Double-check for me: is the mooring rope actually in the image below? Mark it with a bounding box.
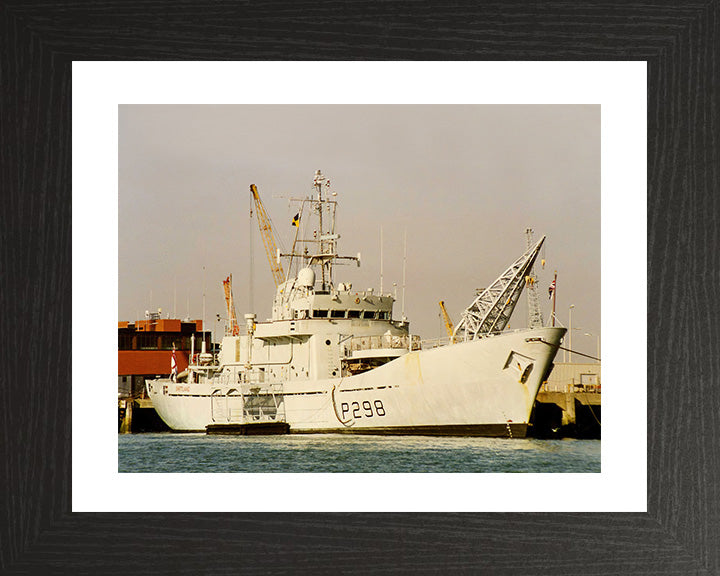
[578,391,602,426]
[526,338,601,362]
[330,379,354,427]
[528,337,602,428]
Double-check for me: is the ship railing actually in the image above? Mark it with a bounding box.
[224,407,284,424]
[419,336,452,349]
[345,334,421,354]
[239,382,284,395]
[422,327,564,348]
[190,352,219,366]
[451,327,559,342]
[241,370,266,385]
[216,372,236,387]
[211,378,286,424]
[539,382,601,394]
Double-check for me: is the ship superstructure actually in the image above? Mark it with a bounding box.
[147,170,565,437]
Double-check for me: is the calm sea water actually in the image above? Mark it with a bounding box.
[118,433,600,473]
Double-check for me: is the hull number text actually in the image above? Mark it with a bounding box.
[341,400,386,419]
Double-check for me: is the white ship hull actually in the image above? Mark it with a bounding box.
[148,327,564,437]
[146,171,565,439]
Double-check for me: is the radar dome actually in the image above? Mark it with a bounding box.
[297,267,316,287]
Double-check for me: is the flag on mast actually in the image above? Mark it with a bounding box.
[170,344,178,382]
[548,279,556,300]
[291,213,300,227]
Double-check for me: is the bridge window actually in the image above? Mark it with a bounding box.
[361,311,375,319]
[331,310,346,318]
[314,310,328,318]
[348,310,361,319]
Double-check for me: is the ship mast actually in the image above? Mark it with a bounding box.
[281,170,359,291]
[314,170,330,290]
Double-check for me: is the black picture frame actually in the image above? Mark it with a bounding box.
[2,2,718,574]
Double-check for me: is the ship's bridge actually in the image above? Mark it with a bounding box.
[273,274,394,322]
[304,289,393,321]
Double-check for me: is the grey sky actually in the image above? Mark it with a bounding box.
[119,104,600,356]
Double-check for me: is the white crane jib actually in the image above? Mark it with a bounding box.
[525,228,544,329]
[452,237,545,342]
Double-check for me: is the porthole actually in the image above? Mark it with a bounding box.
[325,339,331,346]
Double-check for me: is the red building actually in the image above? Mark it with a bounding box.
[118,317,210,399]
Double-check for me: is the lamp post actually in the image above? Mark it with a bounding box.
[585,332,601,363]
[568,305,575,363]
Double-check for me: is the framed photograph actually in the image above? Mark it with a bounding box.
[81,63,625,511]
[2,3,716,574]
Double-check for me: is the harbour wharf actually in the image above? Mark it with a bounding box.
[529,362,601,438]
[118,398,169,433]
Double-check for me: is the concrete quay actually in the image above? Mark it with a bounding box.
[530,390,601,438]
[118,398,169,433]
[529,362,601,439]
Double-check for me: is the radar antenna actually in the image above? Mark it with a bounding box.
[453,237,545,342]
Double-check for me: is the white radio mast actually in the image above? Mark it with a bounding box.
[380,226,384,295]
[402,228,407,320]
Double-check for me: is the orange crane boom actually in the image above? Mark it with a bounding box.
[222,275,240,336]
[439,300,455,342]
[250,183,285,288]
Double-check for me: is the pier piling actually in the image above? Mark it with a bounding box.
[119,399,133,434]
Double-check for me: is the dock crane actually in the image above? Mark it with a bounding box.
[250,183,286,288]
[222,275,240,336]
[439,300,455,343]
